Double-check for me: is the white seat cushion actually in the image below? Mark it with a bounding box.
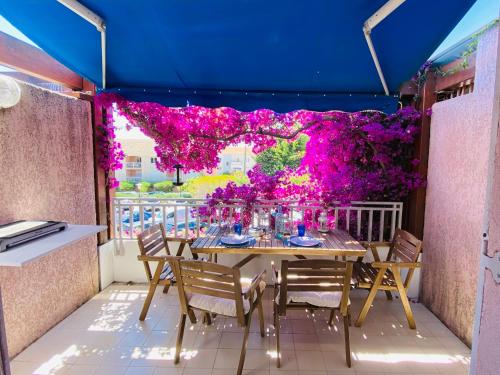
[276,291,347,308]
[187,277,266,317]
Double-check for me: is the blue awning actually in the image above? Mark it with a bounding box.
[0,1,475,112]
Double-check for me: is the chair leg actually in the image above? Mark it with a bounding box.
[139,282,158,321]
[355,269,385,327]
[385,291,393,300]
[275,312,281,368]
[187,309,197,324]
[273,288,278,326]
[140,261,165,321]
[162,284,170,294]
[343,314,351,368]
[392,267,416,329]
[258,298,265,337]
[347,306,352,327]
[175,313,186,364]
[203,312,212,325]
[328,309,335,326]
[237,313,253,375]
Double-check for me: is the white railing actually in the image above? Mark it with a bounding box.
[112,197,403,243]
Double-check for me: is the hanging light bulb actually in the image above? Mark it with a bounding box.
[0,75,21,109]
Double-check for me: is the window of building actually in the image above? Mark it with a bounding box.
[151,157,157,163]
[126,169,142,177]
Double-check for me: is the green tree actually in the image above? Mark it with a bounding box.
[137,181,153,192]
[153,180,174,192]
[180,172,249,198]
[118,180,135,191]
[255,134,308,175]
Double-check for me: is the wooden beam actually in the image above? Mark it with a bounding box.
[67,81,112,245]
[399,80,417,97]
[406,71,436,240]
[92,103,111,244]
[435,54,476,92]
[435,67,475,92]
[0,31,83,90]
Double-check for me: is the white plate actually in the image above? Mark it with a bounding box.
[289,236,321,247]
[220,235,251,246]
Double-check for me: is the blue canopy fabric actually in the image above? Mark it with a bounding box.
[0,0,475,112]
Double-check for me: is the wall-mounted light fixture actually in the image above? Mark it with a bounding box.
[173,164,184,187]
[0,75,21,109]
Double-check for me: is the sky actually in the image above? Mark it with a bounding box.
[431,0,500,58]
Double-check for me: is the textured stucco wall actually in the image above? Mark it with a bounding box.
[422,27,499,347]
[473,25,500,375]
[0,81,97,357]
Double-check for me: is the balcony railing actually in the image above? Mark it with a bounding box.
[112,197,403,243]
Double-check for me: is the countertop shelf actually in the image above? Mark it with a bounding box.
[0,224,106,267]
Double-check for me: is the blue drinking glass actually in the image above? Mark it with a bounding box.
[297,223,306,237]
[234,222,242,235]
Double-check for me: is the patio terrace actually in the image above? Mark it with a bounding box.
[11,284,469,375]
[0,2,499,374]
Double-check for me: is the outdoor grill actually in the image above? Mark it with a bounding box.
[0,220,67,252]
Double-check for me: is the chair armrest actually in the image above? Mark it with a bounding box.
[165,237,194,244]
[358,241,391,262]
[137,255,183,262]
[362,241,392,248]
[243,270,267,299]
[371,261,421,269]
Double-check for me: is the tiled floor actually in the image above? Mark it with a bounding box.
[11,284,470,375]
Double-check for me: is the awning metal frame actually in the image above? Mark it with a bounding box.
[363,0,406,95]
[56,0,106,89]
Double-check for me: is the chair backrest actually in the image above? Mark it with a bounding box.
[170,259,247,324]
[279,259,353,316]
[387,229,422,263]
[137,223,169,257]
[137,224,169,281]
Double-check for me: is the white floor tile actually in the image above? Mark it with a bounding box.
[12,284,470,375]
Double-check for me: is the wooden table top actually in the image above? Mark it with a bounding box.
[191,225,366,257]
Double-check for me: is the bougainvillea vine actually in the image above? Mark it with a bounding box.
[94,103,124,189]
[95,93,426,211]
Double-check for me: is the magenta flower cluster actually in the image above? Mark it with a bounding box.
[95,93,425,208]
[300,108,425,203]
[94,96,125,188]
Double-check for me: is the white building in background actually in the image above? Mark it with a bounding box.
[115,136,168,183]
[115,125,256,183]
[217,144,255,174]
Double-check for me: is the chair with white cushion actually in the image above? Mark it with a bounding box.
[169,258,266,375]
[137,224,194,321]
[274,259,353,368]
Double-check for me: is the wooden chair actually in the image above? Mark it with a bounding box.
[169,258,266,375]
[354,228,423,329]
[274,259,353,368]
[136,223,193,321]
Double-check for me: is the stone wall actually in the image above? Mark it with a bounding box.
[422,26,499,347]
[472,24,500,375]
[0,81,97,357]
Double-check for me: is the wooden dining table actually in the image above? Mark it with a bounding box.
[191,225,366,267]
